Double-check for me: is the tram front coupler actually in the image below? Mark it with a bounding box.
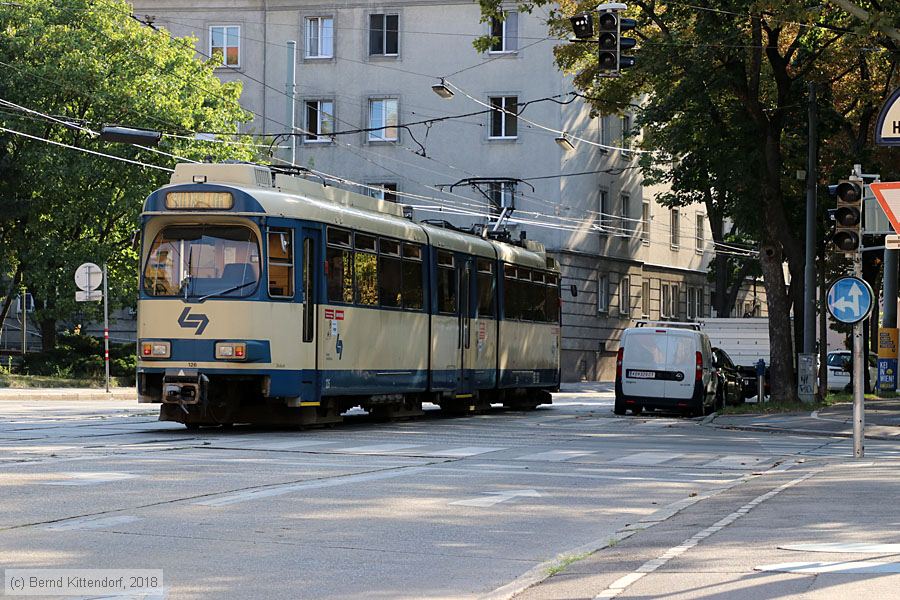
[162,370,208,407]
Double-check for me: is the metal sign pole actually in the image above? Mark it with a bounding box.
[852,236,865,458]
[20,286,26,356]
[103,263,110,394]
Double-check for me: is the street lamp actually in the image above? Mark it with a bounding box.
[99,125,162,146]
[555,134,575,151]
[431,79,454,99]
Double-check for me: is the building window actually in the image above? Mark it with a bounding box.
[621,114,632,149]
[696,213,705,253]
[368,98,399,142]
[661,284,671,318]
[698,288,705,317]
[598,274,609,313]
[670,208,681,247]
[642,280,650,317]
[619,193,631,234]
[369,14,399,56]
[598,189,610,231]
[642,201,651,243]
[210,26,240,67]
[367,183,398,203]
[489,12,518,52]
[489,96,518,139]
[687,287,696,319]
[601,115,612,147]
[619,276,630,316]
[304,100,334,142]
[305,17,333,58]
[671,284,679,319]
[487,181,515,216]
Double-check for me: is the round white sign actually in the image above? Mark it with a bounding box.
[74,262,102,292]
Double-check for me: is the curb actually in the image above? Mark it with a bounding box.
[0,390,136,402]
[707,421,899,442]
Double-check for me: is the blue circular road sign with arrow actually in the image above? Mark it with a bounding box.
[826,276,874,325]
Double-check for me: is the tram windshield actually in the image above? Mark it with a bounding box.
[143,225,260,298]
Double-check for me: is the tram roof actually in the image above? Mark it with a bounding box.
[148,163,553,270]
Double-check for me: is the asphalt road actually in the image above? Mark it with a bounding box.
[1,387,898,599]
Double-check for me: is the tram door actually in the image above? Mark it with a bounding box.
[457,257,474,395]
[300,227,320,396]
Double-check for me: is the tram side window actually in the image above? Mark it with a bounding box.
[476,259,495,317]
[354,233,378,306]
[436,251,457,314]
[326,228,353,303]
[402,243,424,310]
[379,239,402,308]
[503,264,520,320]
[531,271,547,321]
[267,228,294,298]
[546,274,560,322]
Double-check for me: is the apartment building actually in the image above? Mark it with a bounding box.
[129,0,737,380]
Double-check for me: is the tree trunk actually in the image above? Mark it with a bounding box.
[40,318,56,352]
[760,242,796,402]
[0,266,22,342]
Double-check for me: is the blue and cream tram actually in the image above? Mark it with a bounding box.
[137,163,561,427]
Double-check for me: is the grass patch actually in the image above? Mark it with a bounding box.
[719,390,897,415]
[0,372,127,389]
[546,551,593,576]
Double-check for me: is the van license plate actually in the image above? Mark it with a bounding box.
[627,370,656,379]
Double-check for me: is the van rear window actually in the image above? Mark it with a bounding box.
[623,333,667,364]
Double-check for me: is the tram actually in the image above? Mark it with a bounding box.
[137,163,560,427]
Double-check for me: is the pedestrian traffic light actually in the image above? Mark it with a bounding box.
[569,12,593,40]
[832,180,863,254]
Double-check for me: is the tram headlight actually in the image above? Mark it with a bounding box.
[215,342,247,360]
[140,340,171,359]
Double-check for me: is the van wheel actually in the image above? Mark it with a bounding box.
[613,396,626,416]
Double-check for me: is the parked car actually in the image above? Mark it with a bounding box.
[614,322,718,417]
[711,347,744,407]
[826,350,877,392]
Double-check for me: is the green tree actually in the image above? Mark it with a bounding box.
[477,0,900,401]
[0,0,258,350]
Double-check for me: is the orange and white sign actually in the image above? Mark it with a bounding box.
[870,182,900,234]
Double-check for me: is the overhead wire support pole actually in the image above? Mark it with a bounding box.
[103,263,110,394]
[803,83,817,356]
[285,40,297,165]
[852,164,865,458]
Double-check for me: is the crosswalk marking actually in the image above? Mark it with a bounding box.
[419,446,505,457]
[211,439,337,451]
[702,455,767,469]
[515,450,596,462]
[611,452,681,466]
[46,515,141,531]
[335,443,425,454]
[41,472,137,486]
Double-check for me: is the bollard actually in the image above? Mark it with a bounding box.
[756,359,767,403]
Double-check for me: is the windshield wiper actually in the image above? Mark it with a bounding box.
[180,246,194,300]
[197,280,257,302]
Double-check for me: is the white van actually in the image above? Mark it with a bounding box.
[614,323,718,416]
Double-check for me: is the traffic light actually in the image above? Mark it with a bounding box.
[832,180,863,254]
[597,10,619,73]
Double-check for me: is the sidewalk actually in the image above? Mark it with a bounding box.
[0,387,136,401]
[510,459,900,600]
[710,399,900,440]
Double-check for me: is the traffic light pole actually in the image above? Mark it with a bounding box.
[853,252,865,458]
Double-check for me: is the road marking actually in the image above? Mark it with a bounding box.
[779,543,900,554]
[450,489,541,507]
[515,450,596,462]
[610,452,680,466]
[420,446,506,457]
[755,561,900,574]
[195,466,426,507]
[701,455,766,469]
[593,470,819,599]
[212,440,337,451]
[335,443,425,454]
[45,515,141,531]
[41,472,137,486]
